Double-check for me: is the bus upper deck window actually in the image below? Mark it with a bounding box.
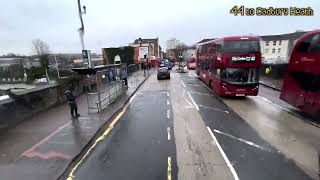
[297,33,320,53]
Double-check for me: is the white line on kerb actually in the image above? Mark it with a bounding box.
[167,109,170,119]
[180,79,186,88]
[167,127,171,140]
[129,94,137,104]
[167,99,170,105]
[167,92,170,97]
[207,126,240,180]
[187,91,199,111]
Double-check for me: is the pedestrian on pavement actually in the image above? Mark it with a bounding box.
[108,69,114,84]
[122,66,128,85]
[142,62,146,76]
[65,89,80,119]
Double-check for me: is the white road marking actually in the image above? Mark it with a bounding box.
[78,117,101,120]
[167,99,170,105]
[256,96,292,112]
[167,109,170,119]
[207,127,240,180]
[187,84,202,87]
[185,106,194,108]
[180,77,196,80]
[167,127,171,140]
[183,89,194,107]
[198,104,229,113]
[189,90,213,96]
[256,96,271,103]
[180,79,186,88]
[187,91,199,111]
[213,129,270,152]
[167,92,170,97]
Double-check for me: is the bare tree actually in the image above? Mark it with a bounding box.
[32,39,50,56]
[32,39,50,82]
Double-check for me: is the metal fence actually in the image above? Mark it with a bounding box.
[87,80,123,113]
[86,64,140,113]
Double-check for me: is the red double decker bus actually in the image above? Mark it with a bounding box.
[280,30,320,120]
[196,36,262,96]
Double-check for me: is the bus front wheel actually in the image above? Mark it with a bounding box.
[209,81,213,89]
[316,111,320,121]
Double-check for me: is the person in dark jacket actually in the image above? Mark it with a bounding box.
[65,90,80,119]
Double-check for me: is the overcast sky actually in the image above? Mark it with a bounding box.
[1,0,319,55]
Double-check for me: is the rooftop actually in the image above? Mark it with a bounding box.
[196,38,216,44]
[260,31,310,41]
[133,38,158,44]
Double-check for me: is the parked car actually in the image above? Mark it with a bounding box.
[187,62,196,70]
[157,67,170,80]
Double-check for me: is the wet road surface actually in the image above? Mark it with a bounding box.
[185,70,319,180]
[69,69,318,180]
[75,90,177,180]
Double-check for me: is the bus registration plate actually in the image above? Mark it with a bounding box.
[236,94,245,96]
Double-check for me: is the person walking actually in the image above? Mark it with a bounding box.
[65,89,80,119]
[142,61,146,76]
[108,69,114,84]
[122,66,128,85]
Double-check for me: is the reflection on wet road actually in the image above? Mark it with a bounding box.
[183,70,319,180]
[75,91,177,180]
[68,69,319,180]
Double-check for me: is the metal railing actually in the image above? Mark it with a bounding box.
[87,80,124,113]
[86,64,140,113]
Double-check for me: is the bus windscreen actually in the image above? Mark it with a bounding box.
[221,68,259,85]
[224,41,260,53]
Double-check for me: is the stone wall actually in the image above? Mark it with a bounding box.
[0,77,83,133]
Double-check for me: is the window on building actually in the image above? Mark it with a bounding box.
[265,41,269,46]
[273,41,277,46]
[278,48,281,53]
[272,49,276,53]
[265,49,269,53]
[279,40,282,45]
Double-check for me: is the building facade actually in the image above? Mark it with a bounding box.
[166,38,180,50]
[129,38,161,62]
[195,38,216,49]
[260,31,309,64]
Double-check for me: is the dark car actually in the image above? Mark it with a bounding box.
[157,67,170,80]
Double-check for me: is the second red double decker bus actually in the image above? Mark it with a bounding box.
[196,36,262,96]
[280,30,320,120]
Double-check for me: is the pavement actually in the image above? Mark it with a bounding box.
[259,76,283,91]
[60,68,318,180]
[0,70,149,180]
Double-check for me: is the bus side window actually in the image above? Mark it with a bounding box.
[297,33,320,53]
[216,69,221,78]
[309,34,320,53]
[216,44,222,53]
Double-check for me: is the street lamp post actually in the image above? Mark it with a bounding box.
[53,54,60,79]
[77,0,86,50]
